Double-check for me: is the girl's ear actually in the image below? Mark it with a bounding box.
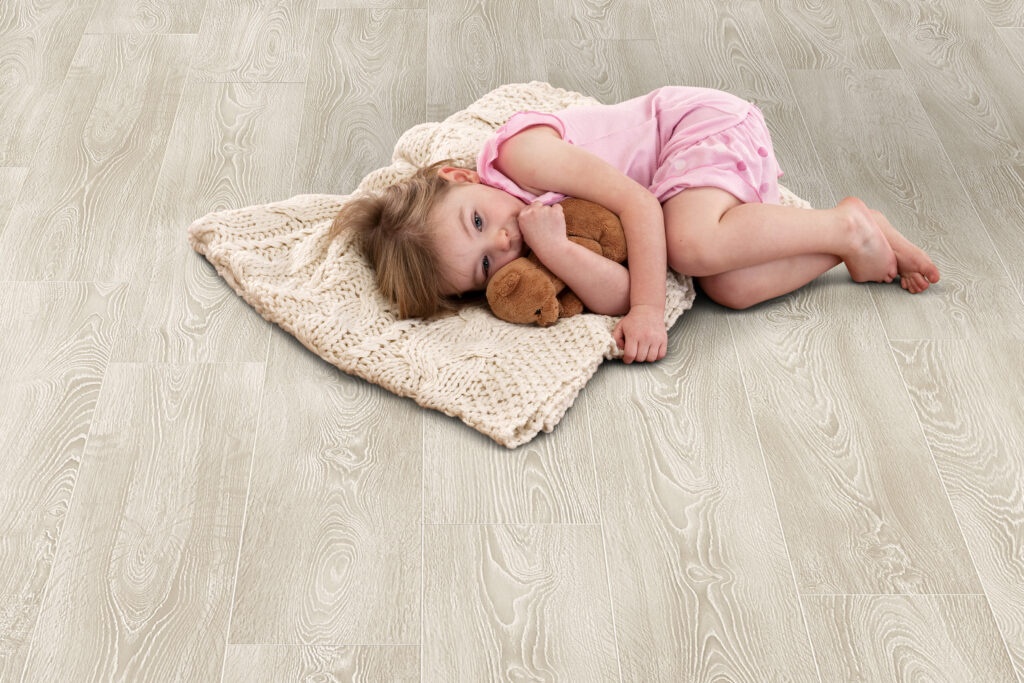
[439,167,479,183]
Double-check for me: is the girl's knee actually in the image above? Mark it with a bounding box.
[664,188,741,276]
[672,241,721,277]
[697,273,755,310]
[665,214,721,275]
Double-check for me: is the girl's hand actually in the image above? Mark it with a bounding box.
[612,304,667,364]
[518,201,568,255]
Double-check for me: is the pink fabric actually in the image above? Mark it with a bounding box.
[476,86,784,206]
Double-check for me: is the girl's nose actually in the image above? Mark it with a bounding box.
[495,227,511,251]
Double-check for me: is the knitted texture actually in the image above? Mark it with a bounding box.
[187,81,812,448]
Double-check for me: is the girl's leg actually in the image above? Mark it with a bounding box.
[696,253,843,310]
[663,187,897,282]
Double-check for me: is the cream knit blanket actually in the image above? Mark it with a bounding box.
[187,81,811,448]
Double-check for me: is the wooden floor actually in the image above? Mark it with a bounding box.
[1,0,1022,680]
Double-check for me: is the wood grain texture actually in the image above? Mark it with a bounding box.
[729,276,981,595]
[114,80,304,364]
[949,163,1024,309]
[891,338,1024,677]
[228,329,422,646]
[999,27,1024,67]
[760,0,899,69]
[0,33,192,282]
[423,381,600,524]
[0,282,126,681]
[585,300,820,681]
[293,9,428,196]
[190,0,317,83]
[422,523,619,681]
[542,0,656,41]
[977,0,1024,28]
[868,0,1024,167]
[222,644,419,682]
[543,38,670,108]
[0,167,28,230]
[424,0,547,121]
[86,0,204,34]
[21,362,263,681]
[0,0,94,166]
[804,595,1017,681]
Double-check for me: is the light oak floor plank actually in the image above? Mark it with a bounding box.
[417,0,607,526]
[85,0,206,34]
[224,5,426,654]
[190,0,317,83]
[424,0,547,121]
[867,0,1024,168]
[228,329,422,646]
[950,163,1024,312]
[999,27,1024,66]
[21,362,264,681]
[292,9,428,196]
[422,523,619,681]
[222,643,419,682]
[422,394,602,525]
[114,80,304,364]
[0,167,28,231]
[0,33,193,282]
[891,338,1024,676]
[585,300,820,681]
[0,282,126,681]
[541,0,656,41]
[543,39,669,107]
[0,0,95,166]
[728,276,982,595]
[804,594,1017,681]
[761,0,900,70]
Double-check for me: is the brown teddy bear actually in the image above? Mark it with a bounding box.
[485,198,627,326]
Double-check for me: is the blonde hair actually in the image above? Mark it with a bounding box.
[328,158,485,319]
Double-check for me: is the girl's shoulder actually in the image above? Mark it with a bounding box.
[512,122,561,139]
[493,123,564,194]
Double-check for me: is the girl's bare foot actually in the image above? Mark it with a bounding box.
[835,197,898,283]
[867,208,941,294]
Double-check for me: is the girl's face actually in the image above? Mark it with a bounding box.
[431,167,529,295]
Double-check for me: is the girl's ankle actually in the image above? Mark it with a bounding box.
[828,205,859,259]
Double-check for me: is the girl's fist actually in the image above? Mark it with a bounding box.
[517,201,567,253]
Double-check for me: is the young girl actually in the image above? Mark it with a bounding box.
[331,86,939,364]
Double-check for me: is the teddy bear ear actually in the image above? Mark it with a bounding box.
[489,270,520,297]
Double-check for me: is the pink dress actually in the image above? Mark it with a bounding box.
[476,86,784,207]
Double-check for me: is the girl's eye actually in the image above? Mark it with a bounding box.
[475,212,488,278]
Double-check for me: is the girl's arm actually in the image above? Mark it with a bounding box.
[532,237,631,316]
[495,127,667,313]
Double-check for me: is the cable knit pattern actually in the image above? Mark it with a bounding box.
[187,81,812,448]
